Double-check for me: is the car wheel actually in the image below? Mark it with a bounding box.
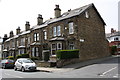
[14,66,17,71]
[21,67,25,72]
[2,65,6,69]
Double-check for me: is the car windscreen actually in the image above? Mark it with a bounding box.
[23,59,33,63]
[8,60,14,63]
[1,60,7,63]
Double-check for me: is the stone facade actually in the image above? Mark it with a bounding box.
[2,3,110,66]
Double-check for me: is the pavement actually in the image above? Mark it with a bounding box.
[37,55,120,73]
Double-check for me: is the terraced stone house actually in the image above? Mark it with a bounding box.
[2,3,110,65]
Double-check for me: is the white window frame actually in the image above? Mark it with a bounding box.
[32,48,35,57]
[12,40,15,47]
[19,49,24,55]
[69,42,75,50]
[21,38,25,46]
[51,43,56,50]
[57,42,62,50]
[34,33,39,41]
[28,37,30,44]
[85,11,89,18]
[53,26,61,37]
[17,40,19,47]
[69,22,74,34]
[36,47,39,57]
[57,26,61,36]
[34,33,37,41]
[51,43,56,55]
[44,31,47,40]
[53,27,57,37]
[37,33,39,41]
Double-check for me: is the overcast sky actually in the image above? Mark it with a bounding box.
[0,0,119,37]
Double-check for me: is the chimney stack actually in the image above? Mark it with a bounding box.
[3,34,8,42]
[16,27,21,35]
[25,21,30,31]
[111,28,116,34]
[37,14,43,25]
[54,5,61,18]
[9,31,14,38]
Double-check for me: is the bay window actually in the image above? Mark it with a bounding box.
[69,42,75,50]
[32,47,39,57]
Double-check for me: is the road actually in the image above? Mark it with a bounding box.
[0,56,119,78]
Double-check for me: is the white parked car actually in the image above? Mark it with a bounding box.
[14,58,37,72]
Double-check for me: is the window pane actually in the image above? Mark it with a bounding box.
[57,26,61,36]
[34,33,36,41]
[85,11,89,18]
[69,22,74,34]
[32,48,35,57]
[28,37,30,44]
[44,31,47,40]
[53,27,57,37]
[36,47,39,57]
[37,33,39,41]
[57,43,62,50]
[52,44,56,49]
[69,42,74,50]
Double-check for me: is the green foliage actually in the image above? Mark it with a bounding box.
[16,53,29,59]
[16,55,21,59]
[110,46,117,55]
[56,49,79,59]
[8,56,14,60]
[20,53,29,58]
[30,57,39,61]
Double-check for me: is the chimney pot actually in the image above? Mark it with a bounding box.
[54,4,61,18]
[9,31,14,38]
[25,21,30,31]
[4,34,8,38]
[68,9,71,12]
[37,14,43,25]
[16,26,21,35]
[3,34,8,42]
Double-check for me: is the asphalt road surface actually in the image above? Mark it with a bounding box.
[0,56,119,78]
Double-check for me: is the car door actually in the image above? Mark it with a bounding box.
[16,60,23,69]
[1,60,6,68]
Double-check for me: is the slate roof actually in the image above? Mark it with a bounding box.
[32,3,106,30]
[20,30,31,35]
[31,3,91,30]
[5,3,106,42]
[48,4,91,24]
[106,31,120,38]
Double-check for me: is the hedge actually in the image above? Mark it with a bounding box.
[30,57,39,61]
[56,49,79,59]
[110,46,117,55]
[8,56,14,60]
[16,53,29,59]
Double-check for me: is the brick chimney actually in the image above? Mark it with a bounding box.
[25,21,30,31]
[9,31,14,38]
[16,27,21,35]
[54,5,61,18]
[3,34,8,42]
[37,14,43,25]
[111,28,116,34]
